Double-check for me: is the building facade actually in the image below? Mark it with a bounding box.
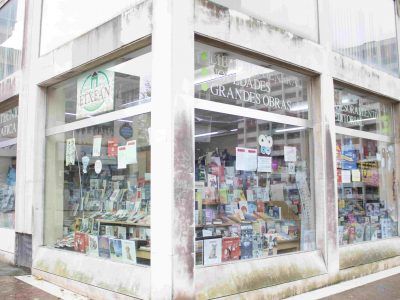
[1,0,400,299]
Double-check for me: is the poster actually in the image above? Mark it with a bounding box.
[118,146,127,169]
[107,139,118,157]
[235,147,257,171]
[284,146,297,162]
[351,169,360,182]
[257,156,272,172]
[125,140,137,164]
[342,170,351,183]
[92,135,102,157]
[76,70,114,119]
[342,149,358,170]
[65,138,76,166]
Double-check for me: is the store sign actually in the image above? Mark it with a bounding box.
[0,107,18,138]
[76,70,114,119]
[198,51,295,112]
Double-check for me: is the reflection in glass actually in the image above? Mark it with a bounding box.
[0,144,16,229]
[207,0,318,41]
[46,47,151,127]
[195,43,311,119]
[334,87,394,136]
[45,113,151,265]
[336,135,397,245]
[0,0,24,81]
[194,109,315,266]
[330,0,399,76]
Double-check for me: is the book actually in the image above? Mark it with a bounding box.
[239,200,249,214]
[264,232,278,256]
[117,226,127,239]
[219,188,228,204]
[207,174,218,188]
[247,201,257,214]
[221,237,240,262]
[98,236,111,258]
[195,240,204,265]
[355,223,365,243]
[74,232,88,253]
[87,234,99,257]
[203,237,222,266]
[109,238,123,260]
[252,234,264,258]
[240,223,253,259]
[121,240,137,264]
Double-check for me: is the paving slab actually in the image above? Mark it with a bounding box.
[322,273,400,300]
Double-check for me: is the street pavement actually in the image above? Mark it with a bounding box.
[0,262,57,300]
[321,273,400,299]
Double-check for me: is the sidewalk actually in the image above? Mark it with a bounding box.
[0,262,57,299]
[321,274,400,299]
[287,266,400,300]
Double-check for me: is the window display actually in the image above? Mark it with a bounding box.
[45,114,151,265]
[335,87,397,245]
[194,110,315,266]
[337,135,397,245]
[45,48,151,265]
[0,99,18,229]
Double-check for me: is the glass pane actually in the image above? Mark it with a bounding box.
[45,113,151,265]
[0,144,16,229]
[330,0,399,76]
[46,47,151,128]
[0,0,24,81]
[337,134,397,245]
[195,109,315,266]
[40,0,143,54]
[195,43,311,119]
[335,87,394,136]
[205,0,318,41]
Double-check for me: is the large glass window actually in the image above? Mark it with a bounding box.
[45,49,151,266]
[195,43,311,119]
[0,0,24,81]
[47,47,151,128]
[194,44,315,266]
[335,87,397,246]
[203,0,318,42]
[0,98,18,229]
[40,0,146,55]
[330,0,399,76]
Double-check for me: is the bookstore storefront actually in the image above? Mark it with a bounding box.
[0,97,18,262]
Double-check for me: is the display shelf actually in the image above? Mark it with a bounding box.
[97,219,150,227]
[195,222,235,228]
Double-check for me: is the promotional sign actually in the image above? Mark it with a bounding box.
[76,70,114,119]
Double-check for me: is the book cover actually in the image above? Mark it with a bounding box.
[246,189,254,202]
[221,237,240,262]
[207,174,218,188]
[195,240,204,265]
[252,234,264,258]
[74,232,88,253]
[203,238,222,266]
[256,201,265,213]
[247,201,257,214]
[117,226,127,239]
[219,188,228,204]
[98,236,111,258]
[355,224,365,242]
[239,201,249,214]
[264,232,278,256]
[88,234,99,257]
[240,224,253,259]
[109,238,123,261]
[121,240,137,264]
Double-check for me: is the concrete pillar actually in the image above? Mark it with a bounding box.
[151,0,195,298]
[314,0,340,273]
[15,0,46,251]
